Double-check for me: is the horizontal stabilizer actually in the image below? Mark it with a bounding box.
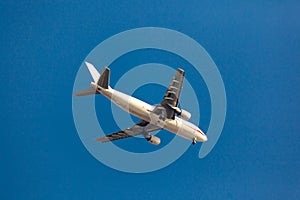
[85,62,100,82]
[74,87,98,96]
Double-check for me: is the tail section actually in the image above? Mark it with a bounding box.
[85,62,100,82]
[97,67,110,89]
[74,62,110,96]
[74,87,98,96]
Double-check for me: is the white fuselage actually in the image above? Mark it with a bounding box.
[92,83,207,142]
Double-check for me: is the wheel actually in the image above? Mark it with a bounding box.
[192,138,197,145]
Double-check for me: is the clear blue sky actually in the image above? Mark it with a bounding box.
[1,1,299,199]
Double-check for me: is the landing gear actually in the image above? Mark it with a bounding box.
[192,138,197,145]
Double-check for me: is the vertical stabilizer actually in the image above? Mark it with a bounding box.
[74,62,110,96]
[85,62,110,89]
[97,67,110,89]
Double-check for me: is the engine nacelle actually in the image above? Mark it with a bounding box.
[172,107,192,120]
[146,135,161,145]
[180,109,191,120]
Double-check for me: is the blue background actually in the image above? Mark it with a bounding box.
[1,1,299,199]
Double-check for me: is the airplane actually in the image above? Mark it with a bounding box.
[75,62,207,145]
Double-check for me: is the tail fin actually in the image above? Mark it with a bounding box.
[86,62,110,89]
[97,67,110,89]
[74,62,110,96]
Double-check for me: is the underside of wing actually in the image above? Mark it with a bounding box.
[153,68,185,119]
[162,68,184,108]
[96,120,161,142]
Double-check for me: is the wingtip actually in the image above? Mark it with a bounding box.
[177,68,184,76]
[177,68,184,74]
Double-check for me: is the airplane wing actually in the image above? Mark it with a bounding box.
[153,68,185,119]
[96,120,161,142]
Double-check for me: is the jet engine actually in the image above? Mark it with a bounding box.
[179,109,192,120]
[146,135,161,145]
[172,107,192,120]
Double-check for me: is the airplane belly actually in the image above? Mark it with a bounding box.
[164,118,197,140]
[128,97,153,121]
[104,89,153,121]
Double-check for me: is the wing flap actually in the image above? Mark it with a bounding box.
[96,130,132,142]
[162,68,184,108]
[96,120,161,142]
[153,68,185,119]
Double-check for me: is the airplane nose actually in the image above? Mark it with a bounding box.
[195,129,208,142]
[203,135,208,142]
